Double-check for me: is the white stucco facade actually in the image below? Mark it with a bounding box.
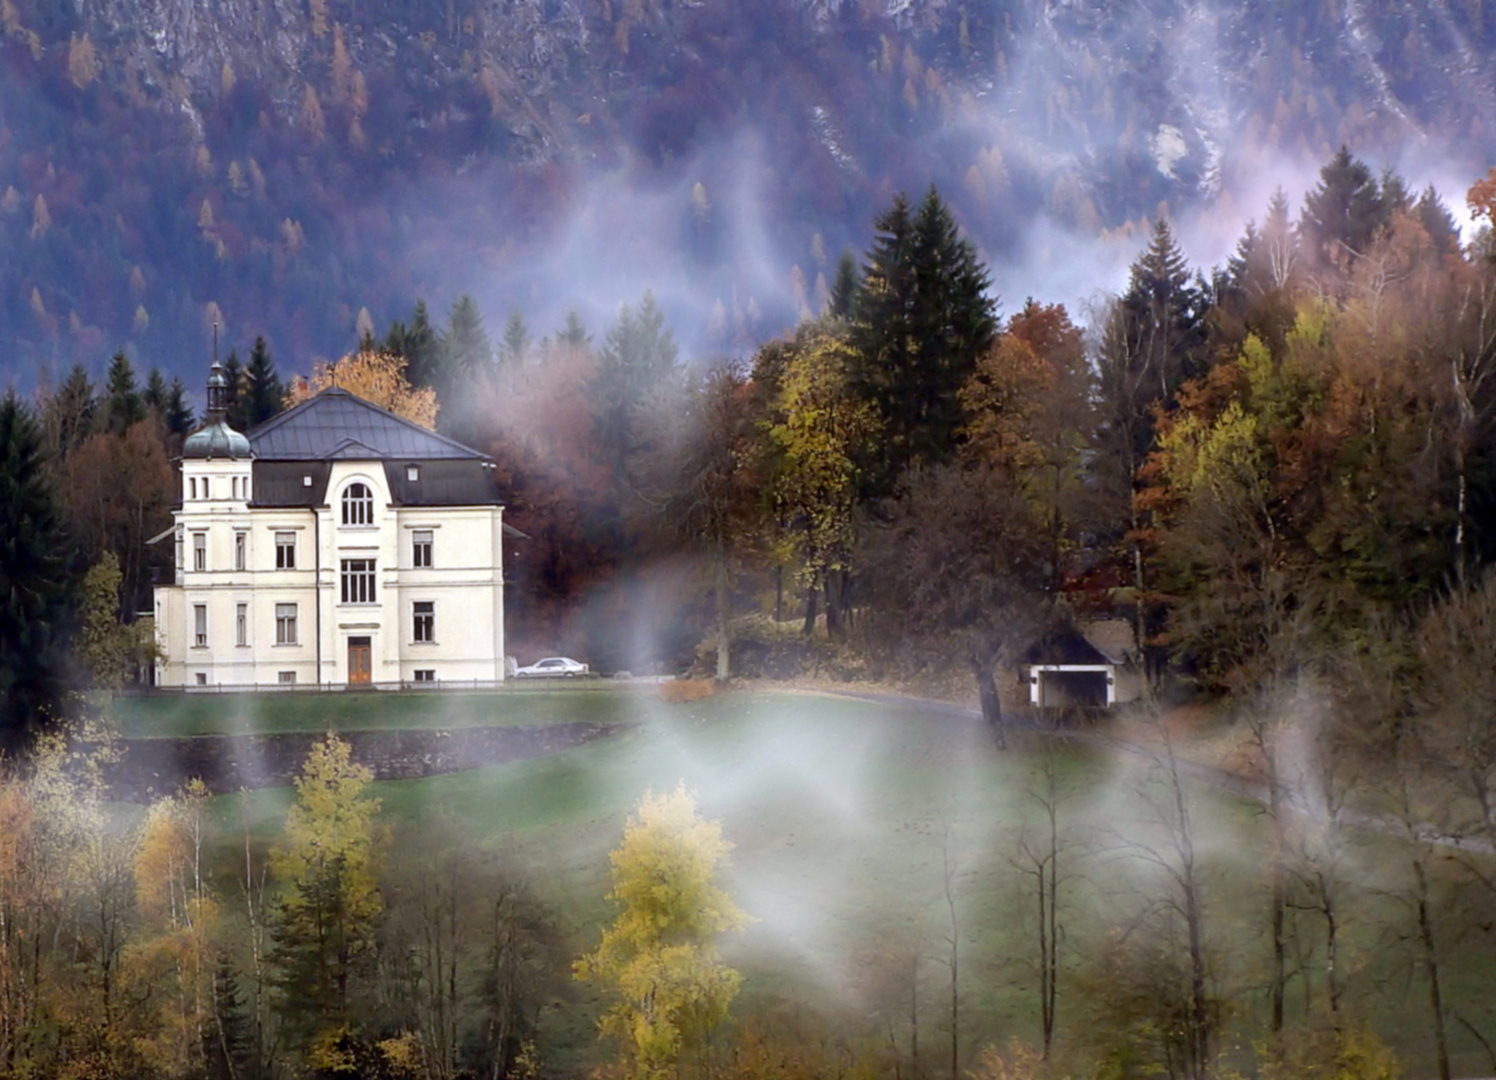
[153,381,507,689]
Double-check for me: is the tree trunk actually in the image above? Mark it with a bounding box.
[774,565,783,624]
[714,542,730,682]
[825,574,844,639]
[973,656,1005,749]
[801,582,818,637]
[1414,855,1452,1080]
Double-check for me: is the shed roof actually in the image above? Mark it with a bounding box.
[247,389,487,461]
[1019,631,1115,668]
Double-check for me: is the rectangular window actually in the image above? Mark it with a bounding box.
[276,532,296,570]
[276,603,298,645]
[235,602,247,647]
[413,669,435,683]
[195,672,207,686]
[193,532,206,572]
[413,601,434,642]
[278,671,296,685]
[340,559,376,604]
[193,604,207,647]
[412,530,433,568]
[189,477,197,500]
[235,531,247,571]
[202,478,210,500]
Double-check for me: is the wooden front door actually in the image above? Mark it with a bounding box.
[347,637,372,685]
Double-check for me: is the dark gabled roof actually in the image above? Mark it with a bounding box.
[247,388,488,461]
[382,460,501,507]
[1019,631,1114,668]
[248,462,332,508]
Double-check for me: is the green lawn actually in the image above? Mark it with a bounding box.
[110,687,642,738]
[188,689,1494,1077]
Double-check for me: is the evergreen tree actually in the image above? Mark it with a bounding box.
[242,336,285,427]
[558,309,591,348]
[54,363,98,451]
[828,250,860,318]
[205,961,255,1080]
[1300,146,1388,263]
[144,368,171,418]
[163,378,195,439]
[0,394,74,753]
[590,292,680,487]
[222,350,250,430]
[851,186,998,490]
[1415,186,1462,259]
[104,349,146,435]
[441,294,493,385]
[500,310,530,367]
[394,299,441,391]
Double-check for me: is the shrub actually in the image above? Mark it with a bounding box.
[659,679,717,704]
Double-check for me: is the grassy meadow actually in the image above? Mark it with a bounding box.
[115,689,1496,1077]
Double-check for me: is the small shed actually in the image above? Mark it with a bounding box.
[1019,621,1143,709]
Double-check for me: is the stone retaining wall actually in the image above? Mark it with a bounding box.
[98,722,626,802]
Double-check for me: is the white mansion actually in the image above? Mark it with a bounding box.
[153,362,511,688]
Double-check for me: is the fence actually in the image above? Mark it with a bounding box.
[119,674,675,697]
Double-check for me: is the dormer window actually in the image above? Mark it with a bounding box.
[342,482,374,526]
[407,465,419,482]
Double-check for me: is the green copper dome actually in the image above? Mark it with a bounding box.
[182,421,251,459]
[182,360,252,459]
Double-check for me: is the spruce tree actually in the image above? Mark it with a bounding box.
[164,378,195,439]
[851,186,997,490]
[1300,146,1388,262]
[1415,185,1462,258]
[828,250,860,319]
[222,350,251,431]
[0,394,74,753]
[500,310,530,367]
[104,349,146,435]
[401,299,441,390]
[590,292,679,487]
[243,336,285,427]
[51,363,97,453]
[558,310,591,348]
[441,294,494,385]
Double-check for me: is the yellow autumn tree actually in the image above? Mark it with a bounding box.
[268,735,384,1052]
[132,782,219,1079]
[575,783,749,1080]
[287,349,440,429]
[67,31,98,89]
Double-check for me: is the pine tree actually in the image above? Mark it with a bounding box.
[1415,185,1462,259]
[222,350,251,431]
[500,310,530,367]
[851,186,998,490]
[590,292,680,487]
[1300,146,1388,263]
[104,349,146,435]
[243,336,285,427]
[406,300,441,388]
[441,294,493,385]
[828,250,860,318]
[144,368,170,418]
[0,394,73,753]
[49,363,98,455]
[558,310,591,348]
[164,378,196,439]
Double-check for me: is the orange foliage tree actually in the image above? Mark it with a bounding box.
[287,348,439,429]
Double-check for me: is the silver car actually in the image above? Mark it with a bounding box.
[514,656,589,677]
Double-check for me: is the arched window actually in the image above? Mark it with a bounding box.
[342,482,374,525]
